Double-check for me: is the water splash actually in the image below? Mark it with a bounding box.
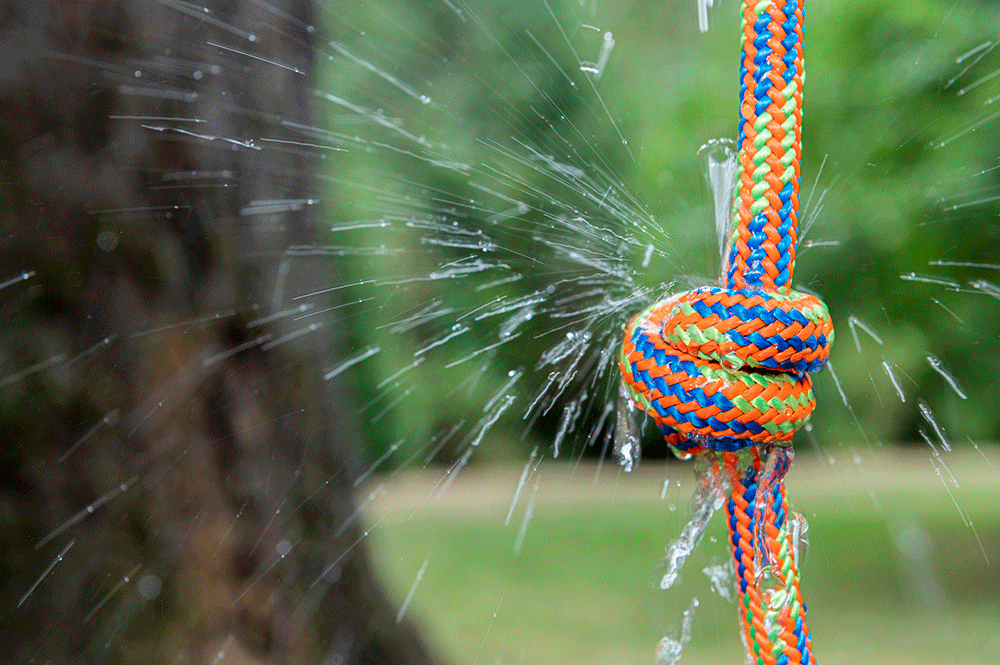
[655,459,725,590]
[396,559,430,625]
[505,445,540,525]
[750,446,793,586]
[513,477,540,554]
[579,30,615,81]
[614,378,643,472]
[696,0,717,33]
[698,138,739,276]
[701,562,734,601]
[655,597,699,665]
[927,355,968,399]
[788,511,810,570]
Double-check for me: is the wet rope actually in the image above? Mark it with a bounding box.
[619,1,831,663]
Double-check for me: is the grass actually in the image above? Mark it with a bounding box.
[365,448,1000,665]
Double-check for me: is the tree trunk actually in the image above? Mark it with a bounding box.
[0,2,438,663]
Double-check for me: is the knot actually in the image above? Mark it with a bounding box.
[619,286,833,454]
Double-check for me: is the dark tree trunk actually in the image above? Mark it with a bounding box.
[0,2,438,663]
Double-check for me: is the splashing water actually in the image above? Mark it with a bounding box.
[698,137,739,272]
[697,0,717,33]
[701,562,735,601]
[751,446,794,582]
[655,458,725,590]
[614,378,644,472]
[655,597,699,665]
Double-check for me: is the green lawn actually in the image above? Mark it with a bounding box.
[366,450,1000,665]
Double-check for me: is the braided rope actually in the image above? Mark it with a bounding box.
[730,0,804,293]
[618,2,828,663]
[723,450,813,665]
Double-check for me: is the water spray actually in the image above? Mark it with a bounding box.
[620,1,832,662]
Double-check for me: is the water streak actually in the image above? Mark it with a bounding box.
[656,465,724,590]
[513,478,540,554]
[699,139,739,268]
[614,378,642,472]
[655,597,699,665]
[395,559,430,625]
[697,0,716,33]
[927,355,968,399]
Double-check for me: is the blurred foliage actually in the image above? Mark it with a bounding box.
[315,0,1000,469]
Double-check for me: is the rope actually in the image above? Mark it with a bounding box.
[618,1,831,662]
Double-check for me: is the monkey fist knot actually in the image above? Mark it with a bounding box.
[619,286,834,455]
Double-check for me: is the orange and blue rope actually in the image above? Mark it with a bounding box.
[619,1,831,663]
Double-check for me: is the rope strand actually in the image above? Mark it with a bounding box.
[619,2,829,663]
[730,0,804,293]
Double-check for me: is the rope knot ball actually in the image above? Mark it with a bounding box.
[619,285,833,454]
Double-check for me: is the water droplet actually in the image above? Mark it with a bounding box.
[96,231,118,252]
[136,574,161,600]
[701,562,733,600]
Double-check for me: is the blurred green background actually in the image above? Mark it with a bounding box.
[367,452,999,664]
[313,1,999,660]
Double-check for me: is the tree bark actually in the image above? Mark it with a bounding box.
[0,2,438,663]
